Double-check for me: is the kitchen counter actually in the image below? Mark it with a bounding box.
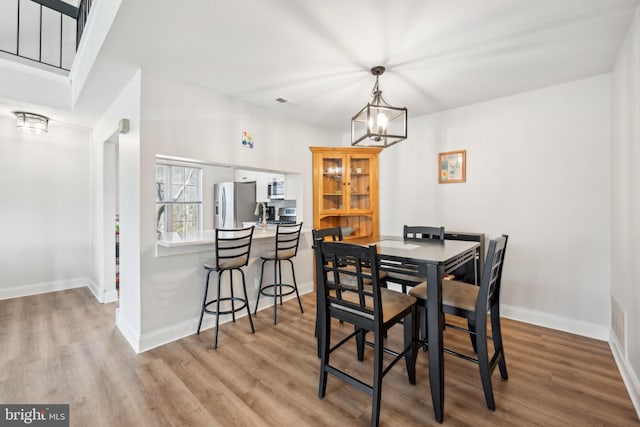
[156,226,308,256]
[157,227,277,248]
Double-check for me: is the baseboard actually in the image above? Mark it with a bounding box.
[136,281,314,353]
[116,307,141,353]
[86,278,119,303]
[501,304,609,341]
[610,333,640,421]
[0,277,88,301]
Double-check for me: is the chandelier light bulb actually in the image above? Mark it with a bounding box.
[376,112,388,131]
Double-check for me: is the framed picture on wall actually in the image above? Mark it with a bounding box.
[438,150,466,184]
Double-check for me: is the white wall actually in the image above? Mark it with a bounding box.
[379,75,612,339]
[135,72,340,341]
[92,70,142,349]
[611,4,640,416]
[0,115,92,298]
[0,58,71,111]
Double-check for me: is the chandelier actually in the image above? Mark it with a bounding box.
[351,66,407,148]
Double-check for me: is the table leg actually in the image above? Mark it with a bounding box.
[426,263,444,423]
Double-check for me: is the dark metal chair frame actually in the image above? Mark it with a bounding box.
[197,226,255,349]
[312,227,344,356]
[254,222,304,324]
[315,239,419,427]
[312,226,343,243]
[410,234,509,410]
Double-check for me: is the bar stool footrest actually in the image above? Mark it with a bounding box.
[204,297,249,316]
[259,283,296,298]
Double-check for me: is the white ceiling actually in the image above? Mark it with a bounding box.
[23,0,640,130]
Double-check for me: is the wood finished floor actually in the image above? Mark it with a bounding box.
[1,288,638,426]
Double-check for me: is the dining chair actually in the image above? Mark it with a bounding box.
[254,222,304,324]
[311,227,344,355]
[312,226,343,242]
[409,234,509,410]
[312,227,389,288]
[444,231,485,284]
[311,227,390,356]
[197,226,255,349]
[384,225,446,293]
[315,239,418,427]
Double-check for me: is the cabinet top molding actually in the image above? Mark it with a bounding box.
[309,146,383,154]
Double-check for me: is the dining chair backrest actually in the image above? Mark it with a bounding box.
[214,226,254,270]
[275,222,303,258]
[404,225,445,241]
[475,234,508,317]
[315,240,382,327]
[312,227,343,243]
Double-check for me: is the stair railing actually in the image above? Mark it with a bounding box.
[0,0,94,72]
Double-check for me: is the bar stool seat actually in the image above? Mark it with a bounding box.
[197,226,255,349]
[254,222,304,324]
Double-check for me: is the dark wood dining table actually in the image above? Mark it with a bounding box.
[372,237,481,423]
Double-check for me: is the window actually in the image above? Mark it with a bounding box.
[156,163,202,235]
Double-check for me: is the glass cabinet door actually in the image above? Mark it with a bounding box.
[347,155,371,212]
[320,155,345,212]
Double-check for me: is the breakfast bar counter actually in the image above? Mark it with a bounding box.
[156,226,298,256]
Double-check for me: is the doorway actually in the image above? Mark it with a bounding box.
[102,132,119,302]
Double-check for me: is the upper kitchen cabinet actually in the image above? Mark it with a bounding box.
[235,169,291,202]
[310,146,381,240]
[235,169,258,182]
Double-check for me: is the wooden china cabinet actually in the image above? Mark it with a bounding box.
[310,146,381,241]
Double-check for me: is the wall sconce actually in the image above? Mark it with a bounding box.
[14,112,49,134]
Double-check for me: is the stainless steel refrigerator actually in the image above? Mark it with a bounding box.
[214,181,257,229]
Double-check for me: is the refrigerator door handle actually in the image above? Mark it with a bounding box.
[221,187,226,227]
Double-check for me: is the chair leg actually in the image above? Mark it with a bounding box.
[197,270,212,334]
[315,285,321,357]
[491,307,508,380]
[240,269,255,334]
[420,304,428,351]
[476,320,495,410]
[318,307,331,398]
[288,259,304,314]
[254,260,267,315]
[213,274,223,350]
[403,309,418,385]
[371,330,384,427]
[355,327,365,361]
[468,318,478,353]
[273,260,278,324]
[278,260,284,306]
[316,317,321,358]
[229,270,236,323]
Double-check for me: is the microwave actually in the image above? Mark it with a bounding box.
[268,179,285,199]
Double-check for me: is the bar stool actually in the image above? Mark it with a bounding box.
[197,226,255,349]
[254,222,303,324]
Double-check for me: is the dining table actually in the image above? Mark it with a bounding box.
[372,236,481,423]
